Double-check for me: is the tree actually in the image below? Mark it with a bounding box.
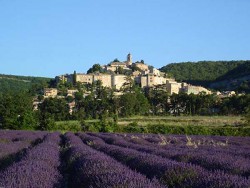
[75,91,84,102]
[220,95,250,115]
[245,107,250,126]
[80,119,89,132]
[73,70,77,86]
[0,92,38,130]
[38,112,56,130]
[121,76,134,92]
[169,93,188,116]
[117,66,124,74]
[113,58,120,62]
[145,88,170,115]
[134,90,150,115]
[119,93,137,117]
[87,64,103,74]
[38,98,70,121]
[66,96,74,103]
[119,88,149,117]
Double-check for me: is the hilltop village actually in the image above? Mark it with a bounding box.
[35,54,220,114]
[51,54,211,97]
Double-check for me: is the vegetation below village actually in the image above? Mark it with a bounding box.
[0,61,250,136]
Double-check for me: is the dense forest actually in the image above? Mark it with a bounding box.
[160,61,250,93]
[0,74,51,94]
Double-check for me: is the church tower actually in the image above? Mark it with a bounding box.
[126,53,132,66]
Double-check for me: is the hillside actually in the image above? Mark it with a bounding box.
[0,74,51,94]
[160,61,250,92]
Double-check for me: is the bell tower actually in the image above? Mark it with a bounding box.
[126,53,132,66]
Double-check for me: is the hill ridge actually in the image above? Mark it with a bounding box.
[160,60,250,93]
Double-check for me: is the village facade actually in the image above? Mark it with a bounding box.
[55,53,211,95]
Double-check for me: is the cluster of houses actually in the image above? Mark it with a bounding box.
[55,53,211,95]
[34,54,238,113]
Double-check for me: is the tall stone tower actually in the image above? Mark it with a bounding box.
[126,53,132,66]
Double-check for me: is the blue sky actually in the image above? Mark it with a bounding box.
[0,0,250,78]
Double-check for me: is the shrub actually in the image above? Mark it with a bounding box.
[122,122,144,133]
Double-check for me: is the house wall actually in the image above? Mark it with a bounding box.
[134,63,149,71]
[112,75,129,90]
[93,74,112,88]
[76,74,93,84]
[44,88,58,98]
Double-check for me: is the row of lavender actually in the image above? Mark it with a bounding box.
[0,130,47,169]
[0,131,164,187]
[0,132,62,188]
[0,130,250,188]
[127,133,250,155]
[64,132,163,187]
[120,133,250,165]
[78,133,250,187]
[88,133,250,177]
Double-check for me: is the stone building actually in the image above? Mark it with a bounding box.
[75,74,93,84]
[72,73,131,90]
[104,53,133,72]
[166,81,182,94]
[67,89,79,97]
[140,74,167,88]
[126,53,132,66]
[53,53,212,96]
[149,67,161,76]
[133,62,149,72]
[74,73,112,88]
[93,74,112,88]
[55,74,72,84]
[43,88,58,98]
[68,101,76,115]
[112,75,133,90]
[181,84,211,95]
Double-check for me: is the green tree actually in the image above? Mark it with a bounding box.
[87,64,103,74]
[117,66,124,74]
[113,58,120,62]
[119,93,137,117]
[73,70,77,86]
[134,90,150,115]
[145,88,170,115]
[66,96,74,103]
[38,98,70,121]
[119,89,149,117]
[169,93,188,116]
[0,92,37,130]
[245,107,250,126]
[38,112,56,130]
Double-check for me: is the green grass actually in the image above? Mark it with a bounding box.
[118,115,244,127]
[56,116,245,128]
[54,120,82,132]
[55,116,249,136]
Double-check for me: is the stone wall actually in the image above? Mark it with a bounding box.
[76,74,93,84]
[166,82,182,94]
[140,74,167,88]
[182,85,211,95]
[112,75,130,90]
[134,63,149,71]
[93,74,112,88]
[44,88,58,98]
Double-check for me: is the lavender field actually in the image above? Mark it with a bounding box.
[0,130,250,188]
